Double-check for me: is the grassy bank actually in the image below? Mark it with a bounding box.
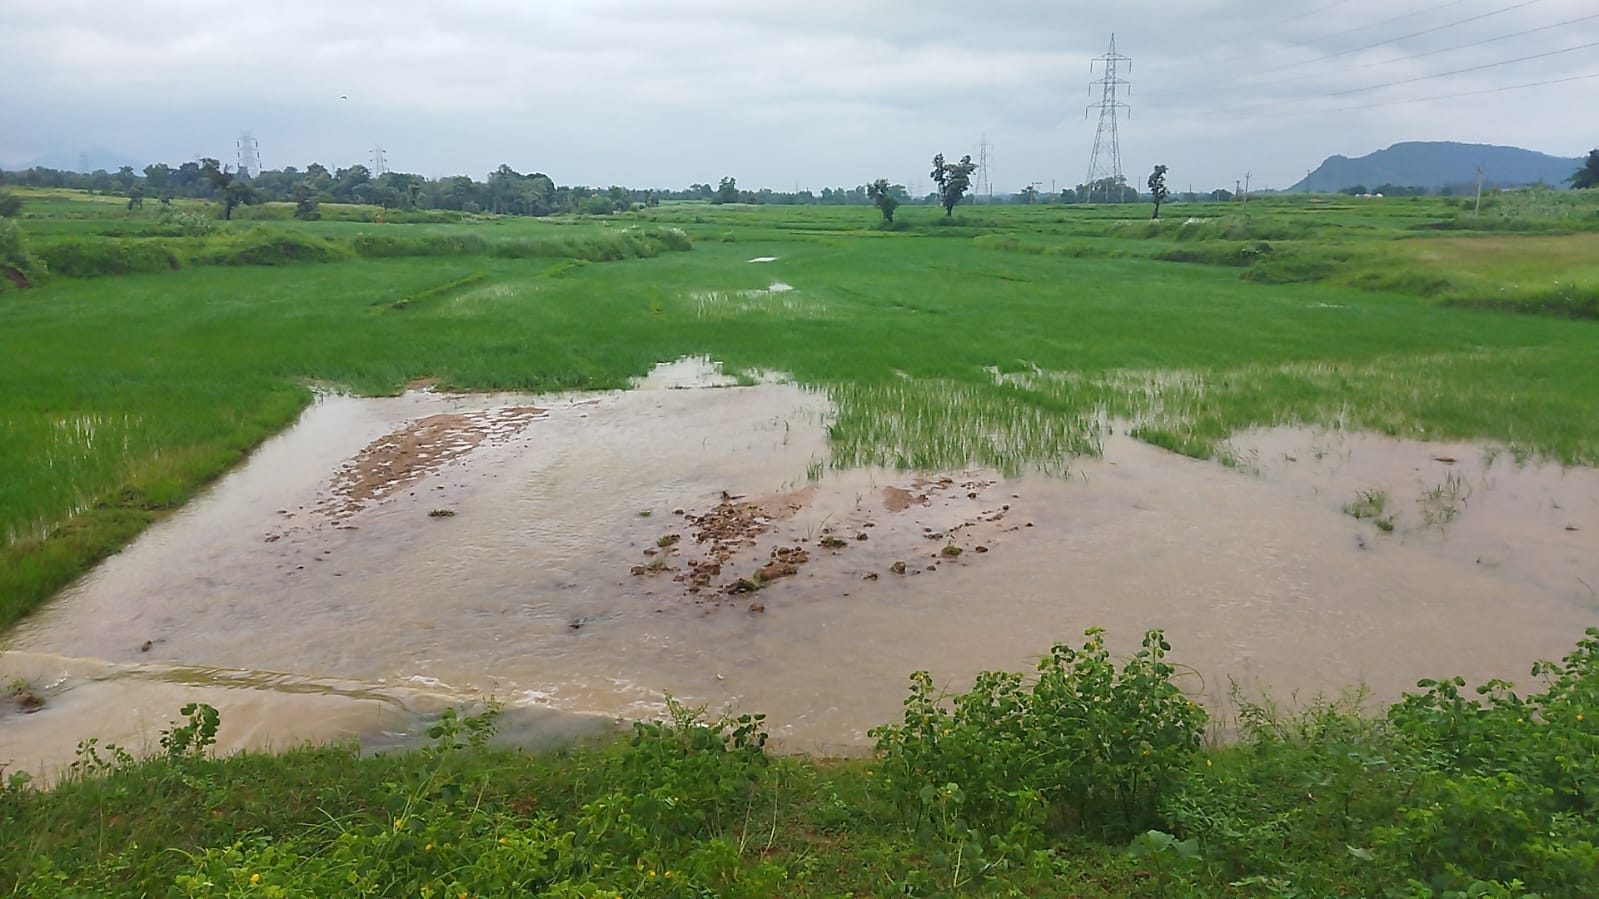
[4,626,1595,896]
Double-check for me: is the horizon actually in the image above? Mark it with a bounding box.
[4,1,1597,193]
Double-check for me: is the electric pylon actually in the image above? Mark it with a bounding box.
[236,132,261,178]
[370,145,388,176]
[1084,34,1131,204]
[976,134,993,204]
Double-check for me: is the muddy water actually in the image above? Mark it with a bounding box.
[4,365,1597,777]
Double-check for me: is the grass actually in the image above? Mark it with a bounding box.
[3,192,1599,629]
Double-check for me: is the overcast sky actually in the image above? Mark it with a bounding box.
[3,0,1596,193]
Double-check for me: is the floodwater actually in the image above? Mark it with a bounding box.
[4,360,1597,779]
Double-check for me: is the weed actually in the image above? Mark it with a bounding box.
[160,702,220,761]
[1344,487,1389,520]
[1418,470,1471,527]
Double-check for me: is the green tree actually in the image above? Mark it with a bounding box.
[1147,164,1169,219]
[142,163,172,192]
[866,177,900,223]
[712,176,739,205]
[929,153,977,216]
[0,191,21,218]
[292,182,321,220]
[1570,149,1599,189]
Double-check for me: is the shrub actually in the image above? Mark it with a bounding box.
[0,219,46,290]
[871,628,1206,843]
[0,191,22,218]
[190,229,351,266]
[34,236,179,277]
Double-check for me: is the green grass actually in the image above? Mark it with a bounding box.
[4,192,1599,628]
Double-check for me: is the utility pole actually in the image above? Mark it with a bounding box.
[1474,164,1487,216]
[370,145,388,176]
[1243,172,1252,207]
[1085,34,1131,204]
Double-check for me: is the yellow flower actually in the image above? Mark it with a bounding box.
[498,838,507,845]
[1205,759,1212,767]
[394,817,406,830]
[250,873,260,884]
[424,843,433,852]
[1579,713,1585,722]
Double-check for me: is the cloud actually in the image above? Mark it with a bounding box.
[3,0,1595,190]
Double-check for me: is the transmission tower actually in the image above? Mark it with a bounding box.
[235,132,261,178]
[975,134,993,204]
[370,145,388,176]
[1084,34,1131,204]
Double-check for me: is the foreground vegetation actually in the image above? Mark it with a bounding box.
[3,627,1595,896]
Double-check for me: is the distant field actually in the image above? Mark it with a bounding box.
[1,189,1597,627]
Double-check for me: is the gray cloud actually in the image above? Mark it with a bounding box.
[3,0,1596,191]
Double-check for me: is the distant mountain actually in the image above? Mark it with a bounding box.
[1291,142,1584,192]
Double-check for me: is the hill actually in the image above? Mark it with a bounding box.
[1292,141,1583,193]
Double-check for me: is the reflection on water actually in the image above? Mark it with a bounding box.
[3,370,1596,779]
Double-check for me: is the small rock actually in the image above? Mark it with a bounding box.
[974,545,989,554]
[748,602,766,614]
[890,561,907,575]
[863,572,880,581]
[140,640,153,652]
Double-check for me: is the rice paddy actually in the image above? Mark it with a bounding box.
[2,189,1597,630]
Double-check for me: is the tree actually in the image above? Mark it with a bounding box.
[222,180,258,220]
[866,178,900,223]
[1147,165,1169,219]
[712,176,739,205]
[929,153,977,216]
[1570,149,1599,189]
[292,181,321,220]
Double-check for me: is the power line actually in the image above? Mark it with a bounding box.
[1191,69,1599,121]
[1321,38,1599,96]
[1176,39,1599,118]
[1171,10,1599,97]
[1146,0,1362,75]
[1168,0,1551,95]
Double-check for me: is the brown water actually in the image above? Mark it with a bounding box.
[4,362,1597,778]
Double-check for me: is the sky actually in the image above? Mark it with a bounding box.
[3,0,1596,193]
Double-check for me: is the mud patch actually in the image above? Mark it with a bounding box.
[634,474,1014,605]
[318,406,545,519]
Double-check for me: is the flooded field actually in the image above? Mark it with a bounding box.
[4,360,1596,778]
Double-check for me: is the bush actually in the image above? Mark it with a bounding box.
[35,236,179,277]
[0,191,22,218]
[0,219,47,289]
[190,229,351,266]
[150,208,220,237]
[871,628,1206,843]
[1164,627,1599,897]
